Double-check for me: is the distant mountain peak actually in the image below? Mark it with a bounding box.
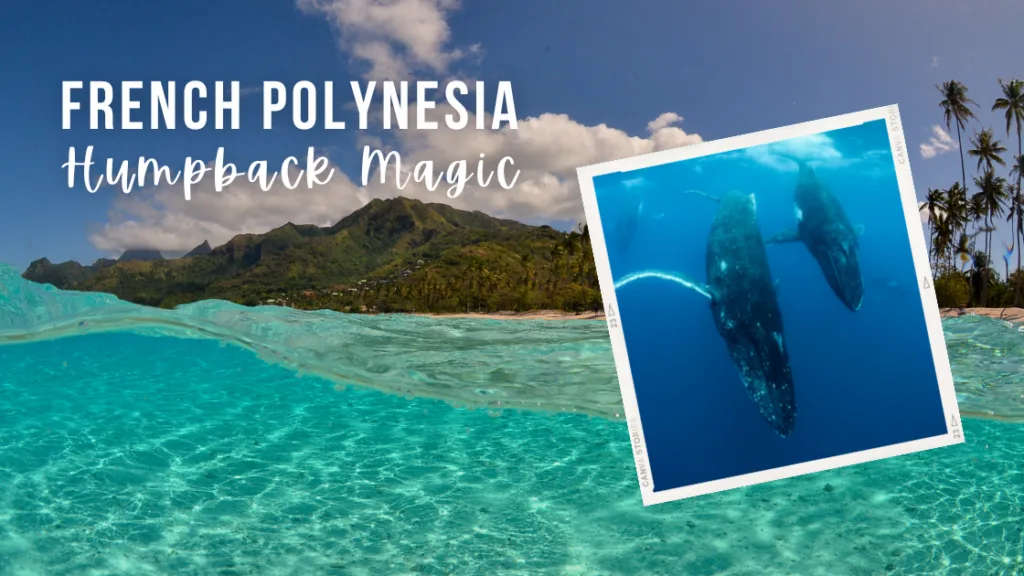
[119,249,165,262]
[184,240,213,257]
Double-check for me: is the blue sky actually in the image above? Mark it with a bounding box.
[0,0,1021,271]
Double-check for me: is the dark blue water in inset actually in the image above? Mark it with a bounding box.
[593,120,949,492]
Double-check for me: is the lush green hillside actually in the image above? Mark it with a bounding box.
[23,197,603,314]
[23,257,119,287]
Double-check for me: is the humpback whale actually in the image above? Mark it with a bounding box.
[611,181,664,256]
[613,202,640,255]
[766,158,865,312]
[615,190,797,437]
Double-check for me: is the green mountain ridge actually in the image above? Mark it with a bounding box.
[22,197,602,314]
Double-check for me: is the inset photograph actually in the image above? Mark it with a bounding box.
[578,106,964,506]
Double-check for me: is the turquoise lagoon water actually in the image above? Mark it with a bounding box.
[1,263,1023,575]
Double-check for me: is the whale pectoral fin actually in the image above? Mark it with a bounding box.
[613,270,713,300]
[854,224,865,236]
[681,189,720,203]
[766,228,801,246]
[705,285,719,302]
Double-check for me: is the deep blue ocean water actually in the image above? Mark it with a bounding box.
[1,258,1024,574]
[592,121,951,492]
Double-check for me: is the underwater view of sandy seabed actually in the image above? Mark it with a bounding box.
[0,260,1022,576]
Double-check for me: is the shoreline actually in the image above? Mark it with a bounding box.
[411,310,606,321]
[940,307,1024,323]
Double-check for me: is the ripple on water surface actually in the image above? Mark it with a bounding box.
[1,334,1022,576]
[3,263,1024,422]
[0,263,621,419]
[944,314,1024,422]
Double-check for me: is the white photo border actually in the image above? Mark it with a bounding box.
[577,105,965,507]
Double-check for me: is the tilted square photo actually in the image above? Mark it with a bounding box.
[577,105,964,506]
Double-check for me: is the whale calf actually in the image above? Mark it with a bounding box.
[766,158,865,312]
[615,189,797,437]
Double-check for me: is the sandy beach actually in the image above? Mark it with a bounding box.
[940,307,1024,323]
[413,310,606,321]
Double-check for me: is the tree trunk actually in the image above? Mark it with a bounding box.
[979,219,988,307]
[1016,129,1023,306]
[1019,211,1024,306]
[955,121,972,300]
[957,122,968,193]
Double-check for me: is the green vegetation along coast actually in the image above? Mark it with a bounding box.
[23,197,603,315]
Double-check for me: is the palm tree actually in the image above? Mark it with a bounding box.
[938,80,979,191]
[968,128,1008,174]
[967,191,992,275]
[1006,183,1024,244]
[945,182,970,249]
[920,188,946,228]
[520,253,535,290]
[974,171,1010,300]
[969,251,999,307]
[1009,183,1024,303]
[1008,153,1024,302]
[968,192,987,226]
[1011,155,1024,235]
[931,213,953,273]
[993,77,1024,188]
[968,127,1008,265]
[938,182,968,272]
[920,188,947,269]
[956,232,976,273]
[1004,180,1022,280]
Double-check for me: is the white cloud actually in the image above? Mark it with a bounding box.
[920,125,957,159]
[88,1,705,254]
[88,158,371,255]
[363,106,702,222]
[89,109,703,253]
[296,0,473,80]
[931,56,940,68]
[646,112,683,132]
